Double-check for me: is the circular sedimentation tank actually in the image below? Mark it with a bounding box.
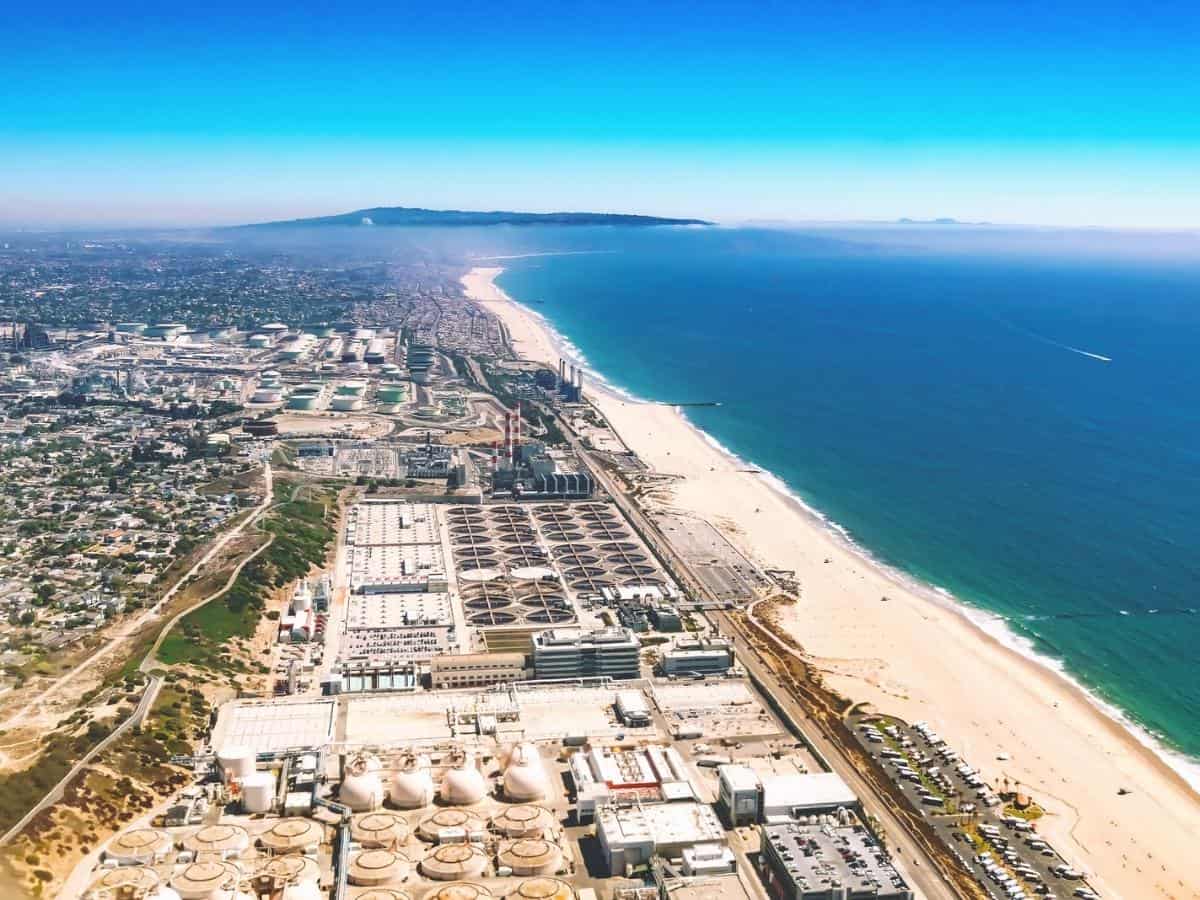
[467,610,517,626]
[170,860,242,900]
[458,568,505,583]
[465,597,515,612]
[353,892,413,900]
[106,827,172,864]
[490,804,555,838]
[181,823,250,856]
[417,807,485,842]
[349,848,410,886]
[526,609,573,624]
[422,884,493,900]
[258,854,320,885]
[259,818,323,853]
[510,566,557,582]
[457,557,501,572]
[351,811,411,847]
[89,866,160,895]
[497,839,563,876]
[420,843,488,881]
[615,564,656,576]
[510,878,575,900]
[563,566,604,579]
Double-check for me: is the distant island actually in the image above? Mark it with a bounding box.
[894,217,992,226]
[238,206,712,228]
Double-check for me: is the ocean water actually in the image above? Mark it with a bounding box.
[481,225,1200,777]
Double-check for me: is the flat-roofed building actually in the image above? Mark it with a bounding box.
[532,627,640,681]
[596,801,726,875]
[758,819,912,900]
[430,652,528,689]
[717,764,762,826]
[661,636,734,676]
[760,772,858,823]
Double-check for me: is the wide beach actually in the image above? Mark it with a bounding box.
[463,265,1200,899]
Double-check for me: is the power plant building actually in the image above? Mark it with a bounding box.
[532,627,640,681]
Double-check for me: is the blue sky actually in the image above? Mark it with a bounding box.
[3,0,1199,227]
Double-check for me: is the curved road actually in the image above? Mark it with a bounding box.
[0,464,275,849]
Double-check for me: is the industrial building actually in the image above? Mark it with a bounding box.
[758,820,912,900]
[661,636,734,677]
[532,627,640,681]
[430,652,528,689]
[596,802,728,876]
[718,767,859,826]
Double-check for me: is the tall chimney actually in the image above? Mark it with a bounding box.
[577,368,584,392]
[503,412,512,463]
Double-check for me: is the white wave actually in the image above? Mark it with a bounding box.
[497,272,1200,793]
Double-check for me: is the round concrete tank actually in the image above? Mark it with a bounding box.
[510,878,575,900]
[88,865,160,896]
[422,885,494,900]
[340,754,385,811]
[351,811,410,848]
[502,744,547,802]
[497,839,562,876]
[331,395,364,412]
[258,818,323,854]
[352,891,412,900]
[217,745,255,781]
[181,823,250,857]
[439,752,487,805]
[417,808,485,843]
[348,848,410,886]
[390,755,435,809]
[490,805,555,839]
[420,843,488,881]
[240,771,275,814]
[105,827,172,865]
[257,853,320,886]
[170,860,242,899]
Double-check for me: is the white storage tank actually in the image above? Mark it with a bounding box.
[440,752,487,806]
[389,755,434,809]
[503,743,548,802]
[340,754,385,812]
[218,745,255,781]
[240,771,275,814]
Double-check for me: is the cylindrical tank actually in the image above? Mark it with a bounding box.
[389,756,435,809]
[331,395,364,412]
[497,839,563,876]
[258,854,320,886]
[170,860,242,900]
[350,812,410,848]
[105,828,172,865]
[420,844,488,881]
[240,771,275,814]
[88,865,161,896]
[348,848,410,886]
[217,745,256,781]
[423,885,493,900]
[377,384,406,403]
[510,878,575,900]
[287,395,319,410]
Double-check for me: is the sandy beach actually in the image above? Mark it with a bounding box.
[464,265,1200,898]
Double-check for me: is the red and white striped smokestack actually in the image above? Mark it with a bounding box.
[491,440,499,467]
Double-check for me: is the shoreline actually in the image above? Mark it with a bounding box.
[462,264,1200,898]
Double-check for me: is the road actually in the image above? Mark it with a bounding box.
[0,464,275,733]
[0,464,276,849]
[561,421,964,900]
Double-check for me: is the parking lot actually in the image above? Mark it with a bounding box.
[850,712,1099,900]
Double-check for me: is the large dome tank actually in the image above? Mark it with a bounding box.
[439,752,487,806]
[503,743,547,802]
[340,753,385,811]
[389,754,435,809]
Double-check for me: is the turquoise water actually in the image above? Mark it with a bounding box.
[485,226,1200,775]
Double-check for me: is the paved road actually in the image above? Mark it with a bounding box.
[0,464,276,849]
[563,421,963,900]
[0,464,275,732]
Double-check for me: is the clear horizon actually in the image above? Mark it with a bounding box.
[3,0,1199,229]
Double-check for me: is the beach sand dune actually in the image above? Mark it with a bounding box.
[463,266,1200,899]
